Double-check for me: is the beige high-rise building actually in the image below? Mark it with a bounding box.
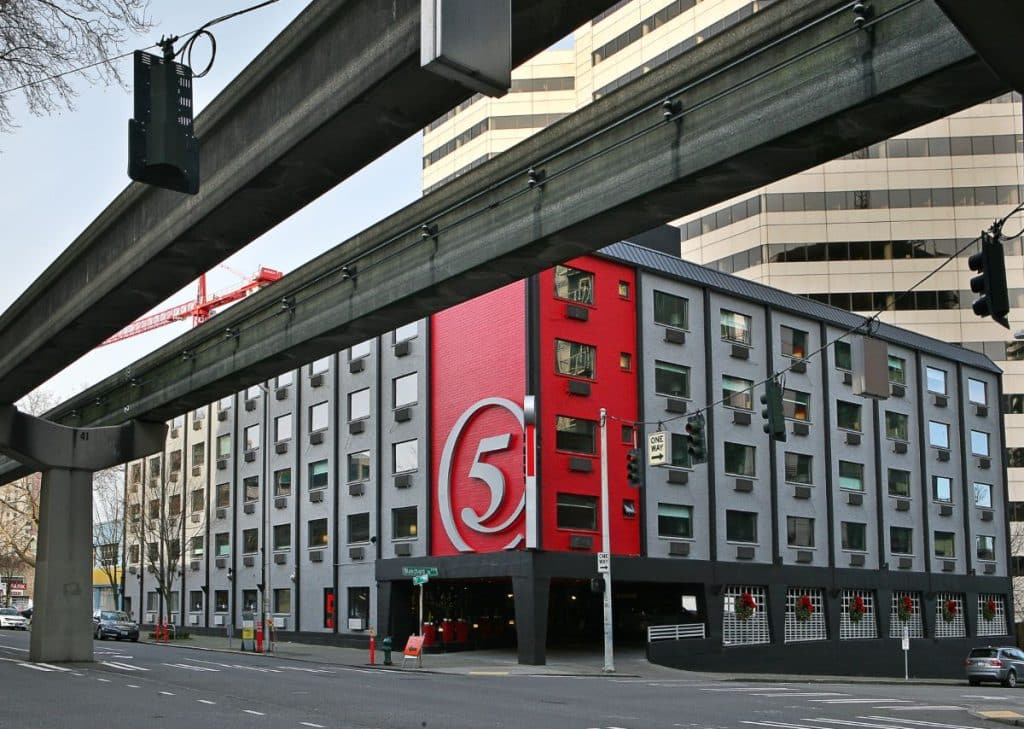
[421,0,1024,609]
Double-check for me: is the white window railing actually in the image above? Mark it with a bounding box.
[647,623,706,642]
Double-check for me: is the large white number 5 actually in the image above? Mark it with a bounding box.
[461,434,521,533]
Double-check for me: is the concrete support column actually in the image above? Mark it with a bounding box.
[767,583,787,644]
[705,588,724,645]
[876,588,892,640]
[0,405,166,663]
[512,574,549,666]
[33,467,94,662]
[964,591,978,638]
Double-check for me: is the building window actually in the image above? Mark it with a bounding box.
[392,506,418,539]
[310,401,329,432]
[128,544,140,563]
[129,503,141,522]
[669,433,690,468]
[147,498,160,519]
[554,339,596,379]
[620,352,632,371]
[722,375,754,410]
[977,594,1005,638]
[556,493,597,530]
[784,452,812,485]
[786,516,814,548]
[309,460,328,490]
[974,482,993,508]
[148,455,161,479]
[348,451,370,482]
[838,461,863,491]
[932,476,953,503]
[977,535,996,562]
[780,326,808,359]
[653,290,688,330]
[308,518,328,548]
[243,528,259,554]
[168,493,181,517]
[555,416,596,454]
[169,450,182,473]
[215,532,230,557]
[553,264,594,304]
[273,524,291,551]
[214,590,228,612]
[130,463,142,484]
[274,413,292,442]
[888,355,906,385]
[190,536,203,558]
[726,510,757,543]
[890,526,913,555]
[926,366,947,395]
[929,421,950,449]
[723,585,769,645]
[215,482,230,509]
[934,531,956,558]
[836,400,862,431]
[218,396,233,412]
[723,442,755,477]
[782,389,810,421]
[190,488,204,512]
[395,322,418,342]
[275,371,293,388]
[191,442,205,465]
[349,388,370,421]
[835,341,852,371]
[842,522,867,551]
[273,588,291,615]
[244,424,260,452]
[618,281,630,299]
[840,589,877,640]
[347,513,370,543]
[393,373,418,408]
[273,468,291,497]
[888,469,910,498]
[350,339,372,360]
[968,378,988,406]
[657,503,693,539]
[785,588,827,644]
[310,356,330,375]
[393,439,418,473]
[147,542,159,563]
[971,430,990,457]
[885,411,909,441]
[243,476,259,503]
[654,361,690,398]
[720,310,752,346]
[348,587,370,625]
[216,434,231,458]
[246,385,261,401]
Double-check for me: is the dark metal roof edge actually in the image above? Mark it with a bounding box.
[599,240,1002,375]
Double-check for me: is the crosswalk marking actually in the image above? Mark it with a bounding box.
[97,678,111,683]
[859,716,987,729]
[243,709,265,716]
[742,721,833,729]
[17,662,54,672]
[101,661,148,672]
[883,707,965,712]
[197,700,216,706]
[36,663,71,672]
[184,657,283,673]
[300,723,326,728]
[278,666,334,674]
[809,700,908,705]
[159,691,175,696]
[702,687,794,692]
[757,693,848,698]
[162,662,220,672]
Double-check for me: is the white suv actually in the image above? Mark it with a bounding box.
[0,607,28,630]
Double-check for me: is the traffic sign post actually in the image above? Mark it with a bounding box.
[902,625,909,680]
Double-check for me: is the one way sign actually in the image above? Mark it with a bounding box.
[647,432,666,466]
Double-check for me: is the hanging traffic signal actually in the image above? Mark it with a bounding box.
[128,49,200,194]
[968,232,1010,329]
[761,380,787,442]
[685,414,706,464]
[626,448,642,487]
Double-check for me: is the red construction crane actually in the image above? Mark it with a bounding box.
[100,266,283,346]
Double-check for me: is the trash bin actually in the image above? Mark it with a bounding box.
[241,611,256,652]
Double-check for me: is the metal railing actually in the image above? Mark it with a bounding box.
[647,623,706,642]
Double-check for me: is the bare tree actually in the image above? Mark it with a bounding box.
[93,467,124,610]
[1010,521,1024,628]
[0,1,152,133]
[0,549,26,606]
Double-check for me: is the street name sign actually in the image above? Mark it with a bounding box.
[412,575,429,586]
[402,567,438,577]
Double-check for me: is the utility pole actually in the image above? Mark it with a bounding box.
[599,408,614,673]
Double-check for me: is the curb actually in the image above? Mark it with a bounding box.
[969,710,1024,727]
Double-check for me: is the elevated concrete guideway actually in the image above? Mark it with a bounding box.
[3,0,1007,459]
[0,0,617,405]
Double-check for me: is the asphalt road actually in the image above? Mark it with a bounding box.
[0,629,1022,729]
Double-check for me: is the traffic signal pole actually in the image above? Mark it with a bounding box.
[599,408,614,673]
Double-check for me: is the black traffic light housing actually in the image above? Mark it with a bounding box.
[626,448,642,487]
[761,380,787,442]
[968,232,1010,329]
[685,413,707,464]
[129,49,200,194]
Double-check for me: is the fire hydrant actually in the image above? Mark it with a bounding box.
[382,636,393,665]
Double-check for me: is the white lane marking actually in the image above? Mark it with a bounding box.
[101,661,148,671]
[197,700,216,705]
[159,691,175,696]
[300,723,326,728]
[277,666,333,674]
[17,662,54,672]
[859,717,989,729]
[97,678,111,683]
[961,695,1008,700]
[127,684,140,688]
[162,662,220,672]
[809,700,909,705]
[36,663,72,672]
[243,709,265,716]
[703,687,795,692]
[0,645,29,652]
[756,693,848,698]
[741,721,835,729]
[882,708,965,713]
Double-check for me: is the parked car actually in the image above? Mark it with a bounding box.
[966,646,1024,687]
[0,607,28,630]
[92,610,139,642]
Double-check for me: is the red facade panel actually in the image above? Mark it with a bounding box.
[430,281,527,556]
[538,257,640,555]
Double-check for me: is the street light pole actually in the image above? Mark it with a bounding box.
[599,408,614,673]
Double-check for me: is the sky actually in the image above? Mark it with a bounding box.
[0,0,424,403]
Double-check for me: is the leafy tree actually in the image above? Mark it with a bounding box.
[0,1,151,133]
